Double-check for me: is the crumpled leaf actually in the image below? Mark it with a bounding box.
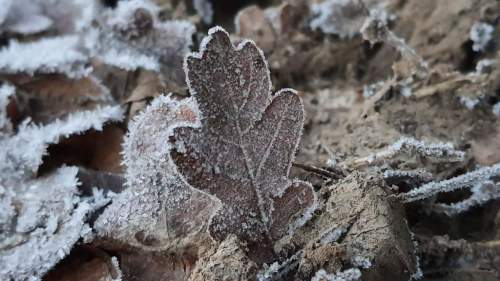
[171,27,317,244]
[0,86,124,280]
[87,0,195,78]
[0,103,124,185]
[95,95,216,253]
[0,0,95,35]
[0,167,111,281]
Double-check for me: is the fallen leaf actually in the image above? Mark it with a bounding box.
[171,27,317,246]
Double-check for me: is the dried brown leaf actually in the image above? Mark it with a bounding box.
[95,95,216,254]
[171,27,317,244]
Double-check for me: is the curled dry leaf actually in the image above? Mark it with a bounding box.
[171,27,317,246]
[89,0,195,80]
[95,95,216,254]
[0,86,124,280]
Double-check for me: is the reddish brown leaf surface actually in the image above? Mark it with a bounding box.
[171,27,317,244]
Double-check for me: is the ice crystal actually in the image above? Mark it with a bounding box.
[193,0,214,24]
[0,0,12,25]
[0,105,124,184]
[87,0,195,72]
[95,95,216,252]
[0,0,52,35]
[0,83,14,134]
[354,137,465,167]
[433,180,500,216]
[311,268,362,281]
[257,262,281,281]
[363,81,385,98]
[383,169,433,186]
[407,223,423,280]
[398,78,413,97]
[470,22,494,52]
[474,59,493,75]
[351,256,372,269]
[105,0,159,32]
[0,36,90,78]
[171,27,317,243]
[0,167,113,281]
[399,163,500,202]
[0,0,95,35]
[459,96,480,110]
[493,102,500,117]
[108,256,123,281]
[257,251,302,281]
[0,86,123,280]
[309,0,390,39]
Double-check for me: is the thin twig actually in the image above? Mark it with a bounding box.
[292,162,345,179]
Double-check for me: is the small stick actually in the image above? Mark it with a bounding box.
[292,162,345,179]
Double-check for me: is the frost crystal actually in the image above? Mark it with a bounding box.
[0,83,14,134]
[257,251,302,281]
[0,0,95,35]
[434,180,500,216]
[0,105,124,184]
[311,268,362,281]
[87,0,195,72]
[363,81,385,98]
[0,0,12,25]
[0,85,123,280]
[105,0,159,31]
[95,95,216,252]
[108,256,123,281]
[492,102,500,117]
[398,78,413,97]
[408,224,423,280]
[171,27,317,243]
[0,0,52,35]
[470,22,494,52]
[399,163,500,202]
[459,96,480,110]
[310,0,369,39]
[0,167,112,281]
[474,59,493,75]
[351,256,372,269]
[193,0,214,24]
[354,137,465,167]
[0,36,90,78]
[319,225,346,244]
[383,169,433,186]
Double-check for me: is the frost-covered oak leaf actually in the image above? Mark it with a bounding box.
[171,27,317,243]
